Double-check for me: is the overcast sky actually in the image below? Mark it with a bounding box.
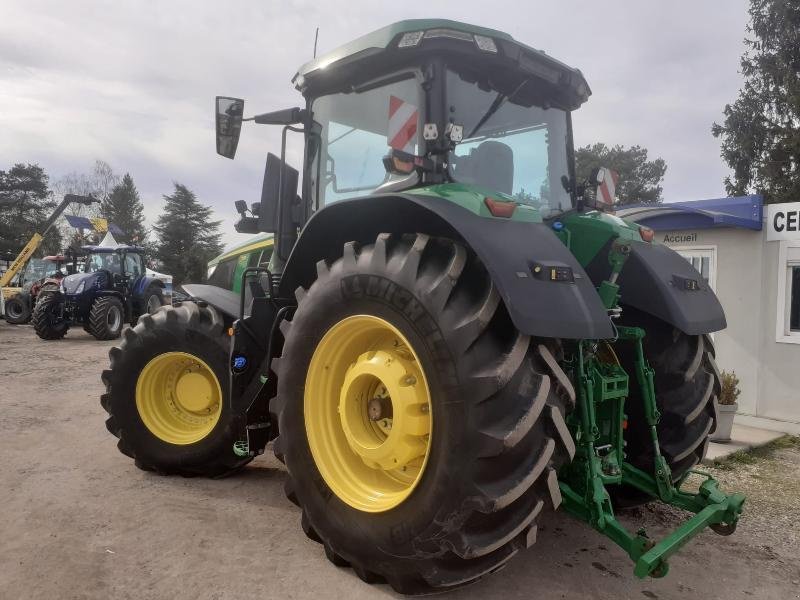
[0,1,750,249]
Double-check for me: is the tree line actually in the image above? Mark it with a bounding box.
[0,161,221,285]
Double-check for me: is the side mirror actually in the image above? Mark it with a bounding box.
[590,167,619,210]
[216,96,244,159]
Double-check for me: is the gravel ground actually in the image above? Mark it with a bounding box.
[1,320,798,600]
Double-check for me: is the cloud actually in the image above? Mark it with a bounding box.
[0,0,749,249]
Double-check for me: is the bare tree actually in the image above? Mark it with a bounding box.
[52,160,121,246]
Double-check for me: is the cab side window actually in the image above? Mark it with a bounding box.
[207,257,237,290]
[124,253,143,277]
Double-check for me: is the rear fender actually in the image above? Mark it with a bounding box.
[133,275,163,297]
[586,240,726,335]
[279,194,613,340]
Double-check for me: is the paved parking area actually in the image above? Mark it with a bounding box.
[1,321,798,600]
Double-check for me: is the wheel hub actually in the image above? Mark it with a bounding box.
[304,315,433,512]
[339,350,430,472]
[174,371,216,412]
[136,352,222,445]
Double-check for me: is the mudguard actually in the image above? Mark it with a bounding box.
[280,194,614,340]
[133,275,163,297]
[587,240,726,335]
[181,283,240,319]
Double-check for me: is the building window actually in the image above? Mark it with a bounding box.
[675,247,716,290]
[777,242,800,343]
[789,266,799,332]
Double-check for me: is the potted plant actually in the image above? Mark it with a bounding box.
[711,370,740,443]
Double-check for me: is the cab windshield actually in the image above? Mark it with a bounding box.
[84,252,122,274]
[447,69,573,217]
[24,259,63,281]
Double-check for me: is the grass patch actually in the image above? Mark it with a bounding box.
[712,435,800,470]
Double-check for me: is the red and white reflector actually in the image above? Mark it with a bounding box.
[596,168,620,207]
[388,96,419,153]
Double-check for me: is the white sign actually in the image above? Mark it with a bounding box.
[767,202,800,241]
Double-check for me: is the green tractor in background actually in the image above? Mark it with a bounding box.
[101,20,743,593]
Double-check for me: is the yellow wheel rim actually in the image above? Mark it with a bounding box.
[304,315,433,513]
[135,352,222,445]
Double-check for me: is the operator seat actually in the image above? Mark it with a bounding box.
[456,140,514,196]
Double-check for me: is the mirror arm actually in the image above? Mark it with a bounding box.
[251,107,308,125]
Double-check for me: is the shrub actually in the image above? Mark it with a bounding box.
[719,370,741,406]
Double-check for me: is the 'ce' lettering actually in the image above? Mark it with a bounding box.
[774,210,799,232]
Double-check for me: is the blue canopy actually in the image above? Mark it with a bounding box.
[618,195,763,231]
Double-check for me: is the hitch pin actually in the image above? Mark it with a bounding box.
[595,444,612,455]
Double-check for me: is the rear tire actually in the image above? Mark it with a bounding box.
[32,294,69,339]
[273,233,576,594]
[87,296,125,340]
[143,286,165,316]
[615,308,719,506]
[101,302,251,477]
[5,296,31,324]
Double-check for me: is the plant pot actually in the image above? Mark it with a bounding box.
[711,402,738,443]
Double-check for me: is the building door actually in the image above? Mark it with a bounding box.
[675,247,716,290]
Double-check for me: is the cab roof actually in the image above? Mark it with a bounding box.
[208,233,274,266]
[293,19,590,109]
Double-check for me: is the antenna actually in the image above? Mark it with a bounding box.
[313,27,319,58]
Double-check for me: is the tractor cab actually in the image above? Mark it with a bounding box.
[217,20,596,266]
[63,245,146,296]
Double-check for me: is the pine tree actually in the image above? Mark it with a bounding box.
[712,0,800,204]
[153,183,223,285]
[0,163,62,256]
[101,173,147,244]
[575,144,667,205]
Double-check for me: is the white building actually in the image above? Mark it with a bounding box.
[619,196,800,434]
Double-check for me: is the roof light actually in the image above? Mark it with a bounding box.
[473,34,498,53]
[423,28,474,42]
[398,31,424,48]
[484,197,516,218]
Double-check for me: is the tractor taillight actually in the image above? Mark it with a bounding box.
[639,226,655,242]
[484,197,516,218]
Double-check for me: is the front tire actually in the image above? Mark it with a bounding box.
[87,296,125,340]
[101,302,251,476]
[273,234,576,594]
[32,293,69,339]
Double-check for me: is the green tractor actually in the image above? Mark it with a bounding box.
[101,20,744,593]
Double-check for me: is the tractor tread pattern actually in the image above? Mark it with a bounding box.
[31,293,68,339]
[101,302,251,478]
[272,233,574,594]
[87,296,125,340]
[617,308,720,500]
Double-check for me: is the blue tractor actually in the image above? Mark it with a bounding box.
[32,245,166,340]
